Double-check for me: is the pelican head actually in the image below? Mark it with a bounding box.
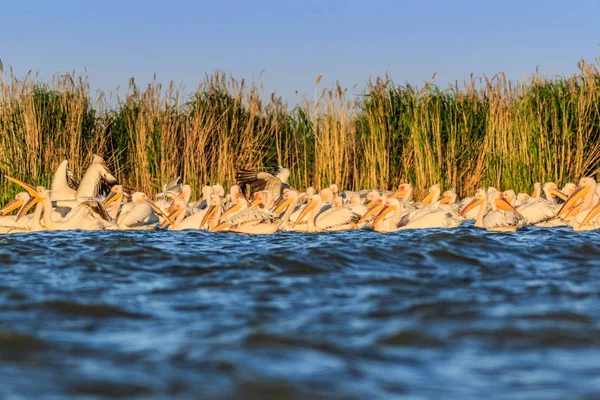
[502,190,517,207]
[162,197,185,228]
[0,192,31,217]
[319,188,334,203]
[104,185,124,207]
[294,194,321,227]
[132,192,149,203]
[358,196,386,224]
[274,190,299,214]
[460,189,487,216]
[365,190,380,206]
[542,182,567,202]
[349,194,361,205]
[372,198,401,227]
[329,184,339,197]
[421,183,441,205]
[212,184,225,198]
[557,177,596,218]
[390,183,413,201]
[439,189,457,205]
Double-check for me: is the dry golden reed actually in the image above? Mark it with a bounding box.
[1,58,599,202]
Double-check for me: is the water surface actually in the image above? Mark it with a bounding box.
[1,224,600,399]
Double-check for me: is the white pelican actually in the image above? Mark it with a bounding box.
[50,160,78,201]
[6,176,111,231]
[236,166,290,200]
[293,194,360,232]
[556,177,597,223]
[505,183,567,227]
[0,192,37,233]
[460,189,521,232]
[76,155,119,199]
[371,198,461,232]
[389,183,413,202]
[104,186,158,230]
[157,197,214,231]
[210,195,279,234]
[156,176,182,198]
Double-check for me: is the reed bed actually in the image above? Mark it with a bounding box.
[1,59,599,203]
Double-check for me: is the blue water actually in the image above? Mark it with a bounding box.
[1,224,600,399]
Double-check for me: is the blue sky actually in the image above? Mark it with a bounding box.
[1,0,599,104]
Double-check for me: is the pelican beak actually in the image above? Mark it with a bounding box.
[581,202,600,226]
[160,207,180,229]
[293,200,316,227]
[420,191,435,205]
[0,198,24,216]
[250,198,261,207]
[219,202,242,221]
[557,185,590,218]
[103,190,120,207]
[193,196,205,208]
[389,189,407,199]
[496,197,522,218]
[16,195,41,221]
[438,195,450,205]
[459,198,484,216]
[4,176,38,197]
[200,205,218,229]
[166,200,177,214]
[358,200,383,224]
[549,188,567,202]
[147,200,171,225]
[566,203,582,219]
[372,205,394,227]
[210,221,229,232]
[273,198,293,214]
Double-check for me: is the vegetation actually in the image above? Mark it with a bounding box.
[1,59,599,203]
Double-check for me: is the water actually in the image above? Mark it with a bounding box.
[1,224,600,399]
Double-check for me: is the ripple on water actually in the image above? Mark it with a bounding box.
[0,228,600,399]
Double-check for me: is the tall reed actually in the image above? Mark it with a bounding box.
[0,58,599,203]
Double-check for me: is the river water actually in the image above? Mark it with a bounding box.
[1,224,599,399]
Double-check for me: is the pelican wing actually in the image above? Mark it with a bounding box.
[315,207,360,230]
[517,199,557,225]
[484,210,518,230]
[119,203,158,227]
[226,208,279,225]
[77,163,119,198]
[78,198,111,222]
[51,160,78,201]
[236,169,289,200]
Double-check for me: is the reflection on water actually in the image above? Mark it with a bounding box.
[1,224,600,398]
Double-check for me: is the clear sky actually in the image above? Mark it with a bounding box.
[2,0,599,104]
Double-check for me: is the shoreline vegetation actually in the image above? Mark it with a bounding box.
[1,58,599,203]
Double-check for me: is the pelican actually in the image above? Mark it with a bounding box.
[6,176,111,230]
[50,160,79,201]
[390,183,413,202]
[505,183,567,227]
[236,166,290,200]
[104,186,159,229]
[293,194,360,232]
[211,195,279,234]
[157,196,214,231]
[556,177,597,223]
[0,192,36,233]
[460,189,521,232]
[371,198,461,232]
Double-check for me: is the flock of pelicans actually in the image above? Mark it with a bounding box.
[1,156,600,234]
